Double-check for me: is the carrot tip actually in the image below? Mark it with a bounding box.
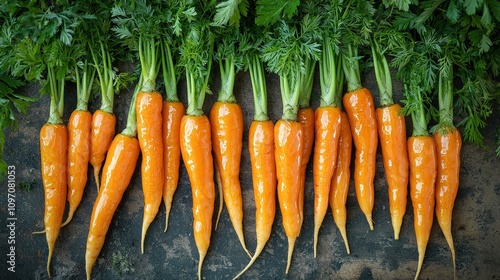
[198,250,207,280]
[32,229,46,235]
[285,237,297,274]
[338,227,351,254]
[365,213,374,230]
[61,210,75,227]
[233,243,265,280]
[93,165,101,192]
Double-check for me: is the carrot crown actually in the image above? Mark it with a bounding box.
[319,33,343,108]
[247,53,269,121]
[371,38,394,107]
[437,56,455,131]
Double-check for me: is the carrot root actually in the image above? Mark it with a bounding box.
[93,165,101,192]
[61,209,75,227]
[233,241,265,279]
[214,164,223,230]
[197,250,207,280]
[285,237,297,274]
[339,226,351,254]
[365,213,374,231]
[46,241,53,277]
[414,245,426,280]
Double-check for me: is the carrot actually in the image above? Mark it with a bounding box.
[371,38,409,239]
[329,111,352,254]
[408,135,436,280]
[85,86,141,280]
[136,90,164,254]
[162,100,184,231]
[404,80,437,280]
[177,20,215,279]
[298,107,314,224]
[160,39,185,232]
[234,53,276,279]
[89,110,116,190]
[89,38,119,191]
[210,26,251,257]
[434,64,462,278]
[32,61,70,277]
[313,36,344,257]
[342,44,378,230]
[63,60,96,227]
[180,114,215,280]
[275,119,304,274]
[38,123,68,277]
[210,101,250,256]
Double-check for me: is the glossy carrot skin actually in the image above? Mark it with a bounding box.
[275,119,303,273]
[39,123,68,276]
[376,104,409,239]
[162,101,185,231]
[136,91,164,252]
[408,135,437,280]
[330,111,352,254]
[90,109,116,189]
[249,120,276,249]
[312,106,341,256]
[209,101,248,253]
[180,115,215,277]
[343,87,378,230]
[85,134,140,280]
[298,107,314,225]
[434,126,461,274]
[64,110,92,226]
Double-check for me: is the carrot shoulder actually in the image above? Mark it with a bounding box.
[89,109,116,189]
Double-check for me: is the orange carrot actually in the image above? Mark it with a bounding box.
[342,87,378,230]
[210,101,250,256]
[89,110,116,190]
[434,64,462,278]
[371,38,409,239]
[376,104,408,239]
[234,54,276,278]
[85,82,141,280]
[275,119,304,274]
[162,100,185,231]
[180,115,215,280]
[63,110,91,226]
[38,123,68,277]
[136,90,164,253]
[312,107,341,254]
[63,60,96,227]
[342,45,378,230]
[298,106,314,226]
[85,134,140,280]
[329,111,352,254]
[434,126,461,277]
[408,135,436,280]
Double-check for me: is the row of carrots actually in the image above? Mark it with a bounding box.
[36,48,461,280]
[29,1,466,280]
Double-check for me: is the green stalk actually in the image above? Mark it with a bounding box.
[121,75,143,138]
[218,57,237,103]
[342,44,362,93]
[438,61,454,129]
[280,69,301,121]
[371,38,393,107]
[138,35,160,93]
[298,58,316,109]
[46,65,63,124]
[161,40,178,102]
[319,35,343,108]
[90,40,114,114]
[407,83,429,137]
[75,60,96,111]
[248,54,268,121]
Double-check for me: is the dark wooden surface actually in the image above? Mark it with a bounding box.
[2,66,500,280]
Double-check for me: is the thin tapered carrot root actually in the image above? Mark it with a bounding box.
[339,226,351,254]
[285,237,297,274]
[415,245,426,280]
[141,215,156,254]
[234,224,252,258]
[61,209,75,227]
[214,164,223,230]
[47,243,53,277]
[198,250,207,280]
[365,214,374,231]
[93,166,101,192]
[164,198,172,232]
[441,228,456,278]
[233,241,266,279]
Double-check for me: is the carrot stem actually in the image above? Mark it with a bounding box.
[342,44,362,93]
[248,54,269,121]
[161,39,179,102]
[371,38,393,107]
